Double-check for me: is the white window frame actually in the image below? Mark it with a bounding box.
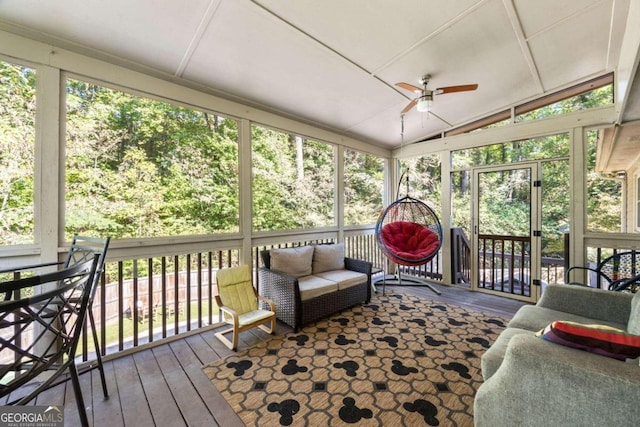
[636,174,640,232]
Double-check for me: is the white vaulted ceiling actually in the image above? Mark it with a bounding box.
[0,0,638,149]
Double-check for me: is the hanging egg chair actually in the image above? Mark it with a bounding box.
[375,170,443,294]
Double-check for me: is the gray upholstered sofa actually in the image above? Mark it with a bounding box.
[259,243,372,331]
[475,284,640,427]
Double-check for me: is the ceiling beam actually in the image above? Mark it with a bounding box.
[249,0,403,98]
[440,73,613,138]
[501,0,543,93]
[174,0,223,77]
[514,73,613,116]
[395,105,617,158]
[370,0,490,76]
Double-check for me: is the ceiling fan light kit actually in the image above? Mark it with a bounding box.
[416,93,433,112]
[397,74,477,115]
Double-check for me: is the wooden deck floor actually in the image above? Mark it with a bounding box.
[35,284,528,427]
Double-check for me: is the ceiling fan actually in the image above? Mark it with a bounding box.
[396,74,478,115]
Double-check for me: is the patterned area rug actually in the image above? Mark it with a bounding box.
[203,292,507,426]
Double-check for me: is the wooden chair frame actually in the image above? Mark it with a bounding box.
[214,266,276,351]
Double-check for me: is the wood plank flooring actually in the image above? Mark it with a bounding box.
[32,283,528,427]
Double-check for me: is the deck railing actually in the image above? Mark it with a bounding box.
[75,233,634,361]
[476,233,565,295]
[2,226,584,361]
[396,252,443,280]
[86,230,387,361]
[85,249,241,361]
[344,230,386,272]
[541,255,566,285]
[477,234,532,295]
[577,243,640,289]
[451,228,471,284]
[2,230,395,365]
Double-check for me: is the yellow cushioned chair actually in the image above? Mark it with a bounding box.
[214,265,277,350]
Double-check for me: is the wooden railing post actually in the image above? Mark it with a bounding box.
[451,228,471,284]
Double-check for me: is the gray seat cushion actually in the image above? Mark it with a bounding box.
[297,275,338,301]
[481,327,534,380]
[507,305,628,332]
[314,270,367,290]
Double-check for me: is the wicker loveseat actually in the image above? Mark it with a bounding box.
[259,243,372,331]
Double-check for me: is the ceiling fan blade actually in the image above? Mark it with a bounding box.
[434,84,478,95]
[396,82,423,94]
[400,99,418,114]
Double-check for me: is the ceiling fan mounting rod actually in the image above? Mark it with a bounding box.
[420,74,432,87]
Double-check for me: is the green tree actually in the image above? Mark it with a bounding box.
[251,126,335,231]
[586,130,621,233]
[517,85,613,121]
[0,62,36,245]
[344,150,383,225]
[65,79,240,239]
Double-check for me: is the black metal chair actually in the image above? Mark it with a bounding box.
[0,235,111,398]
[0,257,99,427]
[565,250,640,292]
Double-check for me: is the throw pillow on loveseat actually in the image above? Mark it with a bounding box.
[475,285,640,427]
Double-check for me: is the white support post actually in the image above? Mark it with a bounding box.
[569,127,587,283]
[336,145,345,243]
[37,65,62,264]
[440,151,453,285]
[239,119,253,267]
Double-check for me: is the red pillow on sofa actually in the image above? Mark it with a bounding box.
[537,321,640,361]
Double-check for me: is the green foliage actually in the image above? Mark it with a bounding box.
[66,84,381,236]
[586,130,622,233]
[452,134,572,257]
[65,79,239,239]
[0,62,36,245]
[451,170,472,235]
[344,150,383,225]
[452,135,569,169]
[400,155,441,217]
[251,127,335,231]
[450,85,613,252]
[477,168,531,236]
[541,160,570,257]
[516,85,613,122]
[0,59,625,255]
